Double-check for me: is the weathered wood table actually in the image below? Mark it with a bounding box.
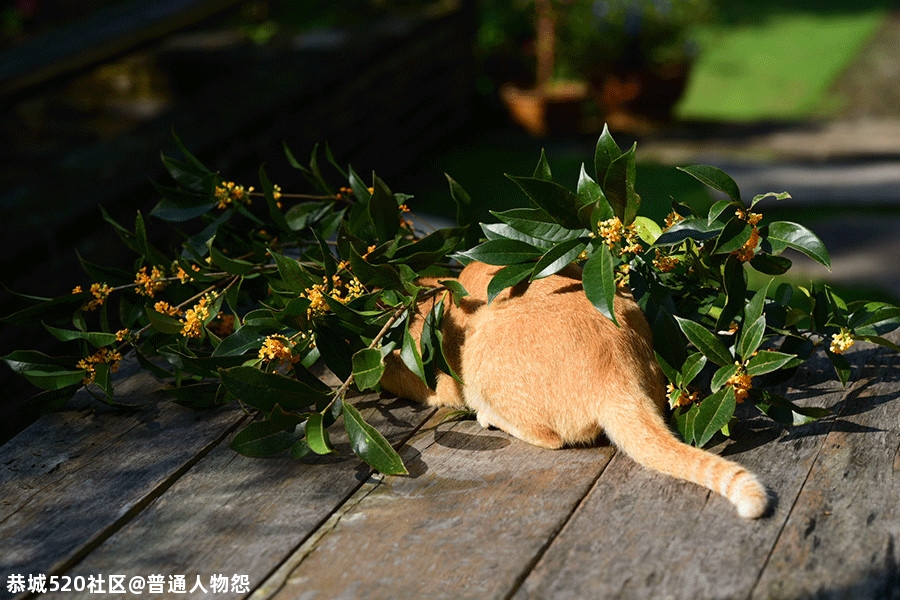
[2,331,899,600]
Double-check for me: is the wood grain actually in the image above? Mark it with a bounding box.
[0,361,246,579]
[751,344,900,599]
[256,412,615,600]
[66,395,436,599]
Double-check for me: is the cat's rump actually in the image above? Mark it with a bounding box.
[381,261,769,519]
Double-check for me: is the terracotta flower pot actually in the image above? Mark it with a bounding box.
[500,81,588,137]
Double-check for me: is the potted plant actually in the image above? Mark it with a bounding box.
[556,0,712,128]
[494,0,589,136]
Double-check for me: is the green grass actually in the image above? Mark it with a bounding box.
[676,2,893,121]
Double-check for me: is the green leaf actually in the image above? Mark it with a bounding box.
[212,326,266,357]
[490,208,589,245]
[230,419,303,457]
[369,174,400,243]
[677,165,741,203]
[487,262,533,303]
[389,227,467,271]
[533,148,553,180]
[208,238,255,275]
[675,317,733,366]
[711,363,739,392]
[505,175,582,230]
[750,254,792,275]
[707,199,736,225]
[348,245,404,289]
[756,393,830,426]
[2,350,86,391]
[43,323,118,348]
[455,238,543,266]
[315,325,353,381]
[654,218,722,246]
[400,322,426,382]
[736,315,767,361]
[763,221,831,270]
[594,124,622,184]
[352,347,385,391]
[165,381,228,408]
[219,366,329,413]
[680,352,707,387]
[632,216,663,245]
[746,350,799,376]
[145,307,186,336]
[306,412,335,455]
[603,143,640,224]
[437,279,468,307]
[582,244,618,325]
[446,174,474,228]
[531,238,587,280]
[270,250,317,294]
[343,402,408,475]
[713,219,753,255]
[750,191,791,208]
[826,349,852,386]
[693,386,737,448]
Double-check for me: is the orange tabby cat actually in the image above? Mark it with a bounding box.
[381,261,769,519]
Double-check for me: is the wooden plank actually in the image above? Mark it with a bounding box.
[509,342,892,600]
[0,359,246,580]
[255,412,615,600]
[65,395,437,598]
[751,344,900,599]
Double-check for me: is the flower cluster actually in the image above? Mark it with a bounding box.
[731,208,763,263]
[830,328,855,355]
[594,217,643,256]
[76,347,123,385]
[134,266,167,297]
[72,282,112,311]
[653,248,679,273]
[302,274,366,319]
[726,365,753,403]
[215,181,253,210]
[667,383,700,408]
[258,335,300,365]
[181,293,216,339]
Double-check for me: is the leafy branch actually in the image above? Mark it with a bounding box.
[4,126,899,478]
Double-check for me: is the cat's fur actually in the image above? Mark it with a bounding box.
[380,261,769,519]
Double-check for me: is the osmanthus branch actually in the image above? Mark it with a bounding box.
[327,284,451,409]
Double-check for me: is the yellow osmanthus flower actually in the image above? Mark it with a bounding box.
[653,249,679,273]
[301,275,366,319]
[597,217,643,256]
[76,348,123,385]
[154,301,183,317]
[664,211,684,230]
[726,365,753,403]
[258,335,299,364]
[215,181,253,210]
[115,328,130,342]
[731,226,760,263]
[134,266,167,297]
[830,328,855,355]
[181,293,216,339]
[736,208,763,226]
[81,283,112,311]
[174,264,193,283]
[667,383,700,409]
[72,285,82,294]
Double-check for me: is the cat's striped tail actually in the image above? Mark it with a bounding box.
[601,398,769,519]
